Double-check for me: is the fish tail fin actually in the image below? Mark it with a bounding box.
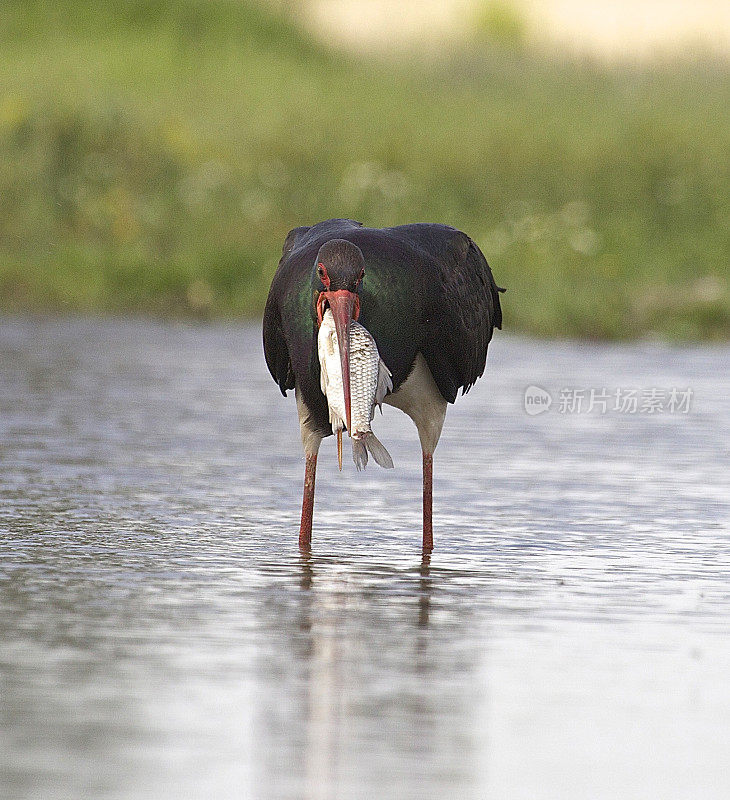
[363,432,394,469]
[352,438,368,471]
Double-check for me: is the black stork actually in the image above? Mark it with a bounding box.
[263,218,503,552]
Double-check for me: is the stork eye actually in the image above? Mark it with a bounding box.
[317,264,325,278]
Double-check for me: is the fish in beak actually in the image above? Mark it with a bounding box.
[317,288,358,432]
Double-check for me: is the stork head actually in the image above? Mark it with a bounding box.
[314,239,365,432]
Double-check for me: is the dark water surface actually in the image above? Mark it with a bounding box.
[1,318,729,800]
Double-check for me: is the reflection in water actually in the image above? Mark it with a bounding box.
[418,552,432,629]
[1,319,730,800]
[256,552,476,800]
[300,555,344,800]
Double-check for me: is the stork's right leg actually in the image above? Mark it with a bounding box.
[295,386,324,551]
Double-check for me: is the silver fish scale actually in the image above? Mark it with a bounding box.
[348,322,380,434]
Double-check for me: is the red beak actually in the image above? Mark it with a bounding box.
[319,289,357,432]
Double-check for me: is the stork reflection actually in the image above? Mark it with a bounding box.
[418,551,432,628]
[255,550,478,799]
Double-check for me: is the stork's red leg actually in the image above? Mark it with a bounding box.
[299,453,317,550]
[422,451,433,553]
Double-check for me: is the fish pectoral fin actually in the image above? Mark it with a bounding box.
[374,358,393,408]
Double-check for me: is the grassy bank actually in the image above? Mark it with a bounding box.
[1,0,729,338]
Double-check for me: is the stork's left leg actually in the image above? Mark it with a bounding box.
[382,353,447,551]
[299,453,317,549]
[422,451,434,553]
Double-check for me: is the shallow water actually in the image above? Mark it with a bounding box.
[1,318,729,800]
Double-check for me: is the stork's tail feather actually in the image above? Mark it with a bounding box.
[352,432,394,471]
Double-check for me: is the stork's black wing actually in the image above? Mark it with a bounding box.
[262,226,311,395]
[396,224,503,403]
[262,293,294,396]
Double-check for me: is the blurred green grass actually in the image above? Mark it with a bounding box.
[1,0,729,338]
